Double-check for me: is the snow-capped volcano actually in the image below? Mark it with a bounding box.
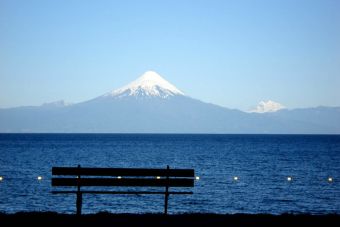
[104,71,184,99]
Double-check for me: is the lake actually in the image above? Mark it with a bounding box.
[0,134,339,214]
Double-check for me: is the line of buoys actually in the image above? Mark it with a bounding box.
[229,176,334,183]
[0,175,335,183]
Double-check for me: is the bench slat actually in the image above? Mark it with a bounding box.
[52,178,194,187]
[52,191,193,195]
[52,167,194,177]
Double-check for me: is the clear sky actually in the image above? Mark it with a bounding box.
[1,0,340,110]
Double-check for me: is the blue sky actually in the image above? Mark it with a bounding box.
[1,0,339,110]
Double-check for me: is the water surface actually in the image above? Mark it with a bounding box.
[0,134,339,214]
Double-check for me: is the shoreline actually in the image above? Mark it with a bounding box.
[1,212,339,227]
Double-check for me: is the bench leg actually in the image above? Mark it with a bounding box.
[164,165,170,215]
[164,191,169,215]
[76,192,82,216]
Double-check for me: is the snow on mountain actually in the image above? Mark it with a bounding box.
[103,71,184,99]
[250,100,285,113]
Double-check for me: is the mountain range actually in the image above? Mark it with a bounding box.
[1,71,339,133]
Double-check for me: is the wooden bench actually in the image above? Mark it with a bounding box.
[51,165,195,215]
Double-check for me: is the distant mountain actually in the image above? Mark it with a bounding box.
[249,100,285,113]
[0,71,339,133]
[41,100,73,108]
[262,106,340,133]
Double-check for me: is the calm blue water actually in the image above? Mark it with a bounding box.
[0,134,339,214]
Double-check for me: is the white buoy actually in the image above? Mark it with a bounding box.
[37,176,43,181]
[287,176,292,181]
[195,176,200,180]
[233,176,238,181]
[0,176,3,181]
[328,177,333,182]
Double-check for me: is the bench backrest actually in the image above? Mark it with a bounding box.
[52,166,195,188]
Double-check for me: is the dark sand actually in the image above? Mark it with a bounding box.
[1,212,339,227]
